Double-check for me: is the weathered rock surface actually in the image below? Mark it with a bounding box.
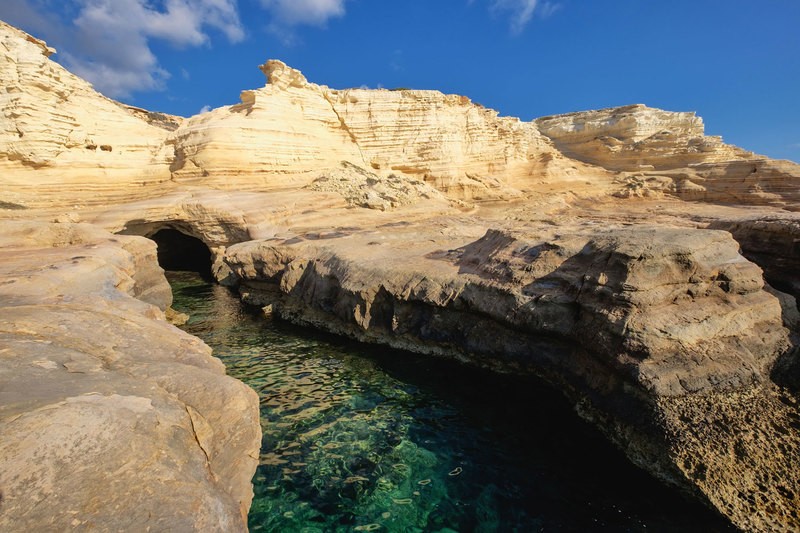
[0,221,261,532]
[1,18,799,533]
[307,161,448,210]
[219,214,797,531]
[0,21,174,208]
[165,59,604,201]
[2,19,794,212]
[536,104,800,210]
[709,214,800,305]
[535,104,749,171]
[229,224,787,391]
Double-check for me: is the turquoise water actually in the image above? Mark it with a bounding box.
[168,271,734,532]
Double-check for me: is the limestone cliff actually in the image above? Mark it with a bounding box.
[535,104,749,170]
[1,17,800,533]
[167,60,598,200]
[0,21,174,208]
[536,104,800,209]
[1,18,796,211]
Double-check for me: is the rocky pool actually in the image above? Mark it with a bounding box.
[168,271,734,532]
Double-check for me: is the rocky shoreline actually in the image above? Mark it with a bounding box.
[0,222,261,531]
[217,213,798,531]
[1,18,799,531]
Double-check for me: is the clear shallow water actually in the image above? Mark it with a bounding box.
[168,271,735,533]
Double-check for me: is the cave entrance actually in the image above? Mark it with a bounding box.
[150,228,213,279]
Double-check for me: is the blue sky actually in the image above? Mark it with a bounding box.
[1,0,798,161]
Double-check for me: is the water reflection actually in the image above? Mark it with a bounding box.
[168,271,734,532]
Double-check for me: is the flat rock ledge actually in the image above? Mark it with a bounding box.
[223,221,800,531]
[0,221,261,532]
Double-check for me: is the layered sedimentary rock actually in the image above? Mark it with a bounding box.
[686,159,800,210]
[0,221,261,531]
[220,216,797,531]
[167,60,602,200]
[535,104,750,171]
[224,224,788,396]
[0,21,174,208]
[536,104,800,210]
[709,214,800,305]
[2,18,794,211]
[166,60,362,188]
[1,17,799,533]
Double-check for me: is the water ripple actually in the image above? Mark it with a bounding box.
[168,271,736,533]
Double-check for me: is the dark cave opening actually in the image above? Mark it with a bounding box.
[150,228,213,279]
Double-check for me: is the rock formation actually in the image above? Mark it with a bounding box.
[0,21,175,208]
[1,18,798,532]
[166,59,604,201]
[536,104,800,210]
[217,209,798,532]
[535,104,750,171]
[0,221,261,531]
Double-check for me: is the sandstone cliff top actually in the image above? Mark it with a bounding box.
[259,59,309,90]
[0,19,55,57]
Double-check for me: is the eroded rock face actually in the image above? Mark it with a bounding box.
[709,215,800,306]
[658,385,800,533]
[220,216,796,531]
[1,17,799,533]
[227,226,786,395]
[0,221,261,532]
[536,104,800,210]
[307,161,448,210]
[535,104,750,171]
[2,18,794,212]
[166,60,595,200]
[0,21,174,208]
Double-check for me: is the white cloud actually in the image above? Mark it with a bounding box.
[259,0,346,26]
[199,104,212,113]
[488,0,559,34]
[0,0,244,98]
[538,1,561,19]
[259,0,347,43]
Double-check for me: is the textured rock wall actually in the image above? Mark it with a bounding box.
[536,104,800,210]
[535,104,750,171]
[1,20,795,210]
[0,221,261,531]
[167,60,598,200]
[166,61,362,188]
[0,21,174,208]
[323,79,582,198]
[687,159,800,210]
[220,223,796,531]
[223,226,789,397]
[709,214,800,305]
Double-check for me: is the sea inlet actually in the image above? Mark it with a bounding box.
[168,271,735,532]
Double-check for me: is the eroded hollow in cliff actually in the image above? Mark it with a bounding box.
[149,228,212,279]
